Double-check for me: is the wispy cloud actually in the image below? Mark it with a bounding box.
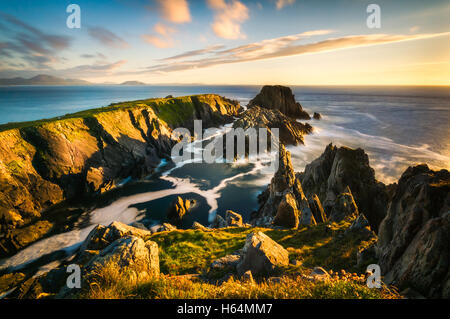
[0,12,72,69]
[207,0,249,39]
[156,0,191,24]
[159,44,225,61]
[142,23,177,48]
[88,27,129,48]
[276,0,295,10]
[141,30,450,74]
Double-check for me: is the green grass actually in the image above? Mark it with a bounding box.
[79,261,399,299]
[0,94,231,132]
[148,220,375,276]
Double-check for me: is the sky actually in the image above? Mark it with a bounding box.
[0,0,449,85]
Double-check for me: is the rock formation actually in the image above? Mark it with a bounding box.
[251,145,323,227]
[236,231,289,276]
[225,210,244,227]
[248,85,310,119]
[167,196,196,224]
[233,106,312,146]
[298,144,388,232]
[377,164,450,298]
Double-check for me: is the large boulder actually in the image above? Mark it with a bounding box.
[309,194,327,223]
[298,144,388,232]
[80,221,151,253]
[377,165,450,298]
[248,85,310,119]
[236,232,289,276]
[273,192,299,228]
[85,235,160,276]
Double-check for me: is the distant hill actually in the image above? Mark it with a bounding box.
[0,74,91,86]
[120,81,147,85]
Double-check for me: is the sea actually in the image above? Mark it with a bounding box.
[0,85,449,272]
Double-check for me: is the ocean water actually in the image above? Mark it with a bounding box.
[0,85,449,272]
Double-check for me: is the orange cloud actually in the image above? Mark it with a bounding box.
[208,0,249,39]
[276,0,295,10]
[156,0,191,24]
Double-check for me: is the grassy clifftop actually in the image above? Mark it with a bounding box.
[0,94,240,257]
[78,220,398,299]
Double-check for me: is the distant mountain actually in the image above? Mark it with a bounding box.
[0,74,91,86]
[120,81,147,85]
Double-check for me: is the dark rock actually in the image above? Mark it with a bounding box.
[210,214,227,228]
[298,144,388,232]
[308,194,327,223]
[233,105,312,146]
[273,192,299,228]
[329,187,359,222]
[377,165,450,298]
[248,85,310,119]
[167,196,195,224]
[313,112,321,120]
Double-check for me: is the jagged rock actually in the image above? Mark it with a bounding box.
[80,221,151,253]
[225,210,244,227]
[329,187,359,222]
[167,196,195,224]
[377,165,450,298]
[298,144,388,232]
[308,194,327,223]
[236,231,289,276]
[248,85,310,119]
[313,112,321,120]
[273,192,299,228]
[210,214,227,228]
[192,221,210,231]
[85,235,159,276]
[252,145,318,228]
[233,106,312,146]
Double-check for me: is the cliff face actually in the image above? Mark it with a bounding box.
[0,94,240,256]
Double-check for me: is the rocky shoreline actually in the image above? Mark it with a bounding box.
[0,85,448,299]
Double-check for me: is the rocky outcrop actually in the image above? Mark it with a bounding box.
[233,106,312,146]
[236,231,289,276]
[308,194,327,223]
[225,210,244,227]
[210,214,227,228]
[329,187,359,222]
[248,85,310,119]
[298,144,388,232]
[0,94,239,257]
[313,112,321,120]
[167,196,196,224]
[377,165,450,298]
[85,235,159,276]
[251,145,324,227]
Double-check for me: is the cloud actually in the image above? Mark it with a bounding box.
[0,12,72,68]
[88,27,129,48]
[142,23,178,48]
[276,0,295,10]
[142,35,174,48]
[159,44,225,61]
[141,30,450,74]
[80,52,107,60]
[156,0,191,24]
[65,60,127,74]
[207,0,249,39]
